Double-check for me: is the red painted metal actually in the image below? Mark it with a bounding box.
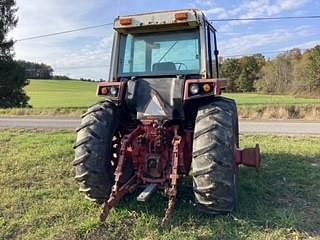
[236,144,261,171]
[161,126,181,227]
[214,78,227,95]
[97,81,126,104]
[100,126,143,221]
[129,120,192,185]
[100,174,137,221]
[100,113,260,225]
[181,130,193,174]
[184,78,227,100]
[100,120,193,224]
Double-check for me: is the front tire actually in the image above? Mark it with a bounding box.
[73,100,119,204]
[192,97,239,214]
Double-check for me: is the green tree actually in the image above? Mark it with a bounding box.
[256,53,294,93]
[294,46,320,96]
[18,60,54,79]
[237,54,265,92]
[0,0,29,108]
[0,61,28,107]
[237,69,251,92]
[0,0,17,59]
[220,58,241,92]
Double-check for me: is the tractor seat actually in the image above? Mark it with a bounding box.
[152,62,176,73]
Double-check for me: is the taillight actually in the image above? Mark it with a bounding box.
[190,84,200,95]
[109,87,119,96]
[188,83,214,97]
[203,83,212,93]
[101,87,109,95]
[97,85,120,97]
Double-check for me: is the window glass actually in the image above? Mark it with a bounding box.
[209,29,218,78]
[118,30,200,77]
[133,40,146,72]
[122,35,132,73]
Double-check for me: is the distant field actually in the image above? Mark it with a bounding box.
[225,93,320,106]
[25,80,99,108]
[1,131,319,239]
[24,80,320,108]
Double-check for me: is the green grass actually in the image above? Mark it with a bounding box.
[225,93,320,106]
[25,80,99,108]
[1,131,320,239]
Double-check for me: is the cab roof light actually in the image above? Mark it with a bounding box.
[120,18,132,25]
[175,12,188,21]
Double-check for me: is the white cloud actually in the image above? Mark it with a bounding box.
[205,0,309,26]
[204,0,312,52]
[52,35,113,79]
[219,26,314,57]
[195,0,214,6]
[12,0,104,39]
[188,0,215,8]
[205,7,228,18]
[279,40,320,51]
[267,0,309,15]
[233,0,309,21]
[10,0,114,80]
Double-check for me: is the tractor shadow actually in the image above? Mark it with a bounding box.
[115,151,320,239]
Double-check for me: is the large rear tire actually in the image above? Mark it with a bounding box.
[192,97,239,214]
[73,100,119,204]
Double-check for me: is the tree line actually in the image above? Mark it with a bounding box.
[220,46,320,97]
[17,60,53,79]
[17,61,75,80]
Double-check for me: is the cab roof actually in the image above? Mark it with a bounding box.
[114,9,207,33]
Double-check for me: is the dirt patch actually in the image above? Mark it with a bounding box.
[311,159,320,167]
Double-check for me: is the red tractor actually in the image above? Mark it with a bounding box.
[73,9,260,226]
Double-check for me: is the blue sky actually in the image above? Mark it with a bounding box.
[11,0,320,80]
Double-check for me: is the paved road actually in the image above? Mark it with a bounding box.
[239,121,320,135]
[1,117,320,135]
[0,118,79,130]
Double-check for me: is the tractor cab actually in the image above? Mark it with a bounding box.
[112,9,218,80]
[97,9,225,120]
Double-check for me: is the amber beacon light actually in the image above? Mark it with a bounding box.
[175,12,188,21]
[120,18,132,25]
